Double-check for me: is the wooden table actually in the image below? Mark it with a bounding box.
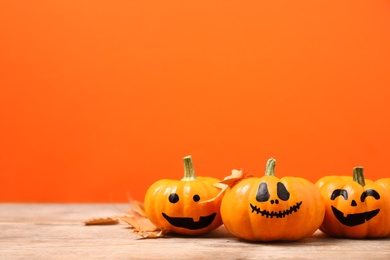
[1,203,389,259]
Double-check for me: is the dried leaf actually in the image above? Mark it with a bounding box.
[118,215,157,231]
[84,217,119,225]
[84,198,169,238]
[125,197,147,218]
[134,228,170,238]
[118,213,169,238]
[219,169,249,186]
[201,169,250,203]
[116,198,169,238]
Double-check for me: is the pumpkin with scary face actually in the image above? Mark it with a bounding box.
[220,158,325,241]
[144,156,223,235]
[316,167,390,238]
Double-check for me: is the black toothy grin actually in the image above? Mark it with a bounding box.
[250,201,302,218]
[162,213,216,230]
[331,206,380,227]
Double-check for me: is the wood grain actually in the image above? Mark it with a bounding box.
[0,203,389,259]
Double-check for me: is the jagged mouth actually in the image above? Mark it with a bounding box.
[162,212,216,230]
[250,201,302,218]
[331,206,380,227]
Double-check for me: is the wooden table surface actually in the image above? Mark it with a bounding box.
[1,203,389,259]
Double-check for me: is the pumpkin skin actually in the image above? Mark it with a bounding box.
[144,156,223,235]
[220,158,325,241]
[316,167,390,238]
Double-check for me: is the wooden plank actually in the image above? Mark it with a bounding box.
[0,203,389,259]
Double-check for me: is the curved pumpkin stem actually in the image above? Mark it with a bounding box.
[353,166,365,187]
[265,158,276,176]
[182,155,197,181]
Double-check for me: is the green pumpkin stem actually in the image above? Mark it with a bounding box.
[265,158,276,176]
[353,166,365,186]
[182,155,197,181]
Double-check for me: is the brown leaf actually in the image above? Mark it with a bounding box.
[133,228,170,238]
[118,214,169,238]
[84,217,119,225]
[118,215,157,232]
[119,198,169,238]
[84,198,169,238]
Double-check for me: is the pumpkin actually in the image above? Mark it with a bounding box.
[144,155,223,235]
[316,167,390,238]
[220,158,325,241]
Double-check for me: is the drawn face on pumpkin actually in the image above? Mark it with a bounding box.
[162,191,218,230]
[330,189,380,226]
[250,181,302,218]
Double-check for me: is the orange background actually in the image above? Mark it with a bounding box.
[1,1,390,202]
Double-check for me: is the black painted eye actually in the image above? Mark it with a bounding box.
[169,193,179,203]
[256,182,270,202]
[193,194,200,202]
[277,182,290,201]
[361,189,380,202]
[331,189,348,200]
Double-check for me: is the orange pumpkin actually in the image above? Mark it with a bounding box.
[220,158,325,241]
[316,167,390,238]
[144,155,223,235]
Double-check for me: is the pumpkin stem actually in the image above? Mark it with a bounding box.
[265,158,276,176]
[182,155,197,181]
[353,166,365,186]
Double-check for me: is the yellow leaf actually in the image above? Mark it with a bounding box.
[200,169,250,203]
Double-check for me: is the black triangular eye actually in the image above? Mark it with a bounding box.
[256,182,270,202]
[277,182,290,201]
